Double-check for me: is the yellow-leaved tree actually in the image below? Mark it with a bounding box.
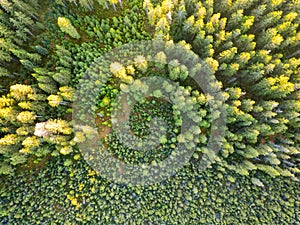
[57,17,81,39]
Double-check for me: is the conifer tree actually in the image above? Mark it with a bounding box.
[146,0,300,178]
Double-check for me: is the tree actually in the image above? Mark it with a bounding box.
[0,66,9,77]
[44,119,72,135]
[16,111,36,123]
[11,0,38,19]
[168,59,180,80]
[252,75,294,99]
[256,28,284,50]
[155,17,170,37]
[0,0,13,13]
[9,84,33,100]
[33,45,49,56]
[13,11,34,28]
[38,83,58,94]
[47,95,64,107]
[22,136,40,149]
[0,163,13,175]
[57,17,81,39]
[52,69,71,86]
[110,62,126,78]
[59,146,73,155]
[78,0,94,11]
[218,47,237,63]
[256,164,281,177]
[59,86,75,101]
[0,134,19,146]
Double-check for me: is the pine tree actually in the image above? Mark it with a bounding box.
[0,66,9,77]
[252,75,294,99]
[11,0,38,20]
[0,0,13,13]
[52,69,71,86]
[37,79,58,94]
[33,45,48,56]
[14,11,35,29]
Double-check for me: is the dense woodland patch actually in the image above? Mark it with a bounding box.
[0,0,299,224]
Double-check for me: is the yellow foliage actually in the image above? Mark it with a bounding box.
[59,86,75,101]
[22,136,40,148]
[178,40,192,50]
[45,119,72,135]
[110,62,126,78]
[16,111,36,123]
[102,96,110,106]
[161,0,174,13]
[10,84,33,100]
[16,127,31,136]
[57,17,80,39]
[89,177,96,183]
[0,107,16,122]
[271,34,283,47]
[134,55,148,71]
[0,96,14,108]
[71,198,78,206]
[126,65,135,75]
[271,0,283,7]
[47,95,63,107]
[242,16,254,31]
[19,147,31,154]
[60,146,73,155]
[0,134,19,145]
[88,170,96,176]
[78,183,84,191]
[73,132,86,143]
[18,101,31,110]
[205,57,219,72]
[58,17,70,29]
[239,52,251,63]
[283,12,298,21]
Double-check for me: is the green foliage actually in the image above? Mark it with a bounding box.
[0,0,299,224]
[148,0,300,179]
[0,158,299,224]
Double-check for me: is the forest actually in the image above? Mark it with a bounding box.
[0,0,299,224]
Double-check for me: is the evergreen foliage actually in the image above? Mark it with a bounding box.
[0,0,299,224]
[146,0,300,180]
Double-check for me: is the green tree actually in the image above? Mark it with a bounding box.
[52,69,71,86]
